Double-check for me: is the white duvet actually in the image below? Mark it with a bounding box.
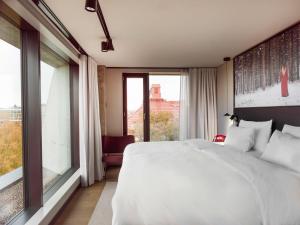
[112,139,300,225]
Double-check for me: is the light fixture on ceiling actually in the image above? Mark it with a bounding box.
[223,57,231,62]
[84,0,114,52]
[85,0,97,12]
[101,39,114,52]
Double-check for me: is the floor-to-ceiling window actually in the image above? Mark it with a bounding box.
[123,73,180,142]
[0,2,80,223]
[0,15,23,225]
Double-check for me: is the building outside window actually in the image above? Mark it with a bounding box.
[40,41,72,196]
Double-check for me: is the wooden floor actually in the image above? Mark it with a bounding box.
[51,167,120,225]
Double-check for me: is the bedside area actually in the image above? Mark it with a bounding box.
[213,134,226,146]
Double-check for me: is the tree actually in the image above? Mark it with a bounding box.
[0,121,22,175]
[149,111,179,141]
[131,111,179,142]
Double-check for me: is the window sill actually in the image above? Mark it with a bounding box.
[43,167,79,203]
[24,169,80,225]
[0,167,22,191]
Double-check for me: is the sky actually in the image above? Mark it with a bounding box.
[0,39,54,108]
[0,40,21,108]
[127,75,181,111]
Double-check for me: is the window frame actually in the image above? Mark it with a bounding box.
[122,73,181,142]
[42,59,79,203]
[122,73,150,142]
[0,2,80,224]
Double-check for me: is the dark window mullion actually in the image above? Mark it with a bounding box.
[21,28,43,211]
[144,75,150,142]
[122,76,128,136]
[70,62,80,169]
[122,73,150,141]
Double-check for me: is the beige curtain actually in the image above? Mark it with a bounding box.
[79,55,104,187]
[179,68,217,141]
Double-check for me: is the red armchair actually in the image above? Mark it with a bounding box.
[102,135,135,171]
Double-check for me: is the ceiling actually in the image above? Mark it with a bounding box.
[44,0,300,67]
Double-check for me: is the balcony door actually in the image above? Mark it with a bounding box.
[123,73,181,142]
[123,73,149,142]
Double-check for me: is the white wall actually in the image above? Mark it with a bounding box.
[217,61,234,134]
[105,68,181,136]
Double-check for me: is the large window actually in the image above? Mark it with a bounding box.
[0,15,23,225]
[40,42,72,195]
[123,73,180,142]
[0,2,80,223]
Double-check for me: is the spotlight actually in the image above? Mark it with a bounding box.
[223,57,231,62]
[85,0,97,12]
[101,39,114,52]
[101,41,109,52]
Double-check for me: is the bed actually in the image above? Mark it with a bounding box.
[112,137,300,225]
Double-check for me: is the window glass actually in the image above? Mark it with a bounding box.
[149,75,180,141]
[40,42,71,194]
[0,16,24,224]
[126,78,144,142]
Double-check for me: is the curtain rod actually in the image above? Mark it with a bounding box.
[106,67,217,69]
[30,0,87,56]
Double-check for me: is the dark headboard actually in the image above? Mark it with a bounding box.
[234,107,300,131]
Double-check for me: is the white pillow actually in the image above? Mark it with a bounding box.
[261,130,300,173]
[224,126,255,152]
[239,120,272,153]
[282,124,300,138]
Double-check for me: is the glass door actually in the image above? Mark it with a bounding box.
[123,74,149,142]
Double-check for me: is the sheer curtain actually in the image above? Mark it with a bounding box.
[79,55,104,187]
[179,69,189,140]
[179,68,217,141]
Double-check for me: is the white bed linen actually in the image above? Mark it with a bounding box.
[112,140,300,225]
[262,130,300,173]
[224,125,255,152]
[247,149,262,158]
[283,124,300,138]
[239,120,272,153]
